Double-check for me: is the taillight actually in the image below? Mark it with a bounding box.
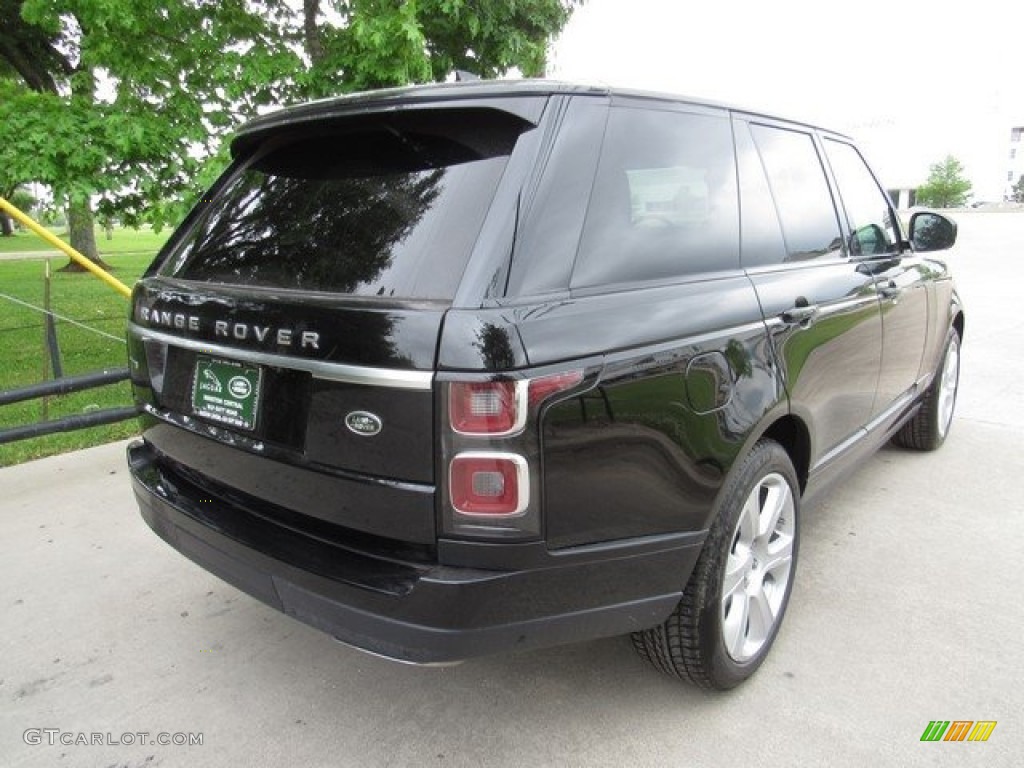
[441,368,586,539]
[449,453,528,516]
[449,381,526,435]
[528,371,584,407]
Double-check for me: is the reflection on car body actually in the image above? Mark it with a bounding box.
[127,80,964,689]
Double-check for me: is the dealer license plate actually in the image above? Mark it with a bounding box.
[191,356,263,431]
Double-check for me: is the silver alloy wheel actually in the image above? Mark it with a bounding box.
[937,335,960,439]
[720,472,796,663]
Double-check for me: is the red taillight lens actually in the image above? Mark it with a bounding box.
[442,369,584,536]
[450,453,528,516]
[528,370,584,407]
[450,381,520,434]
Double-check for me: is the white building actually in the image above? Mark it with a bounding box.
[1007,126,1024,200]
[887,187,917,211]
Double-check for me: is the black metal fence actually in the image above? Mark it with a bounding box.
[0,368,137,445]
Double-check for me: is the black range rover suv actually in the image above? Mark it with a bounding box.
[127,80,963,689]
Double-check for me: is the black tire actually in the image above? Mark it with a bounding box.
[632,440,800,689]
[893,327,961,451]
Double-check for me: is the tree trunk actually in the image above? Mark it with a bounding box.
[303,0,325,65]
[60,196,110,271]
[0,212,12,236]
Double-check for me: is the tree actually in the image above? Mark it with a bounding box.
[0,186,37,235]
[1013,175,1024,204]
[0,0,299,269]
[0,0,581,269]
[298,0,578,96]
[916,155,973,208]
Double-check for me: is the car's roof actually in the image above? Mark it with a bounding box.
[231,79,848,157]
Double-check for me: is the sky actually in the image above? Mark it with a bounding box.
[548,0,1023,200]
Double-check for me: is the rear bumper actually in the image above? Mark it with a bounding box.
[128,440,704,664]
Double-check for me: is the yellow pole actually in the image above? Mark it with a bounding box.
[0,196,133,299]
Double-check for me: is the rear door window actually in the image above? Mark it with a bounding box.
[159,108,530,300]
[734,120,789,268]
[748,124,844,263]
[569,107,738,289]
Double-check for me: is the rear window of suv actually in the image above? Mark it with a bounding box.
[158,108,527,300]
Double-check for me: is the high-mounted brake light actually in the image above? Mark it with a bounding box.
[450,453,528,516]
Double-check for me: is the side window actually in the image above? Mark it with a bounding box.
[823,139,899,256]
[508,99,607,297]
[734,121,788,268]
[749,124,843,262]
[570,107,738,289]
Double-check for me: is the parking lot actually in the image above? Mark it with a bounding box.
[2,211,1022,767]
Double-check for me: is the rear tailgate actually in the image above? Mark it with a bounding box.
[129,281,443,543]
[127,100,543,546]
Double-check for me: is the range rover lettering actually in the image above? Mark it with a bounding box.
[127,80,963,689]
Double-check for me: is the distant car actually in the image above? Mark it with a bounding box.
[126,80,964,689]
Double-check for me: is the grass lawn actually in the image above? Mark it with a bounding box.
[0,236,160,466]
[0,224,169,255]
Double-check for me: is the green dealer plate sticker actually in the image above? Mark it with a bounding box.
[191,357,263,431]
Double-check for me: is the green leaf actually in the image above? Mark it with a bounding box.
[1,0,584,224]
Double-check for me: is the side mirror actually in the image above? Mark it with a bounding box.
[909,211,957,252]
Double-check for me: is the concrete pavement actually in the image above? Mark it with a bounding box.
[2,212,1022,767]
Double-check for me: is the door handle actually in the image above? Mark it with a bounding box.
[781,299,819,325]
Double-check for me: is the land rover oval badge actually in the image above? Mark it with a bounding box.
[345,411,382,437]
